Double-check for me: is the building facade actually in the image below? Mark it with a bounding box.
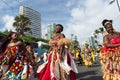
[19,6,41,38]
[45,23,56,40]
[88,36,96,47]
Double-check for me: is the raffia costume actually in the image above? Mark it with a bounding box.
[37,37,78,80]
[101,36,120,80]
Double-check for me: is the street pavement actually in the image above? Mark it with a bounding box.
[76,62,103,80]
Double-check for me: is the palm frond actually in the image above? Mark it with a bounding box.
[109,0,115,5]
[13,15,31,36]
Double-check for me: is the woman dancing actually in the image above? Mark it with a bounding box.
[0,32,33,80]
[101,19,120,80]
[37,24,78,80]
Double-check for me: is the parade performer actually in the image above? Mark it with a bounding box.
[90,46,95,62]
[101,19,120,80]
[37,24,78,80]
[83,43,92,67]
[25,43,38,78]
[97,45,102,60]
[0,32,33,80]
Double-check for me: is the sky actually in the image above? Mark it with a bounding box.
[0,0,120,44]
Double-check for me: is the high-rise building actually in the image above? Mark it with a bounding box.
[45,23,56,40]
[88,36,96,47]
[19,6,41,38]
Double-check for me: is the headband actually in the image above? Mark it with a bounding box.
[104,21,112,26]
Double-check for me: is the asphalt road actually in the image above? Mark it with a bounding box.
[76,62,103,80]
[30,61,103,80]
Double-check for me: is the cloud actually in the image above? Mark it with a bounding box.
[64,0,120,44]
[70,8,85,21]
[1,15,15,31]
[1,0,120,45]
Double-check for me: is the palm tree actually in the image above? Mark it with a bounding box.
[94,29,100,39]
[94,29,100,35]
[13,15,31,36]
[99,27,104,36]
[93,34,97,39]
[94,40,98,46]
[93,29,100,45]
[109,0,120,12]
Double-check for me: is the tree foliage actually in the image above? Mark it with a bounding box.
[19,35,49,43]
[13,15,31,36]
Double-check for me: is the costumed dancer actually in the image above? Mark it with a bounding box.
[101,19,120,80]
[90,46,95,62]
[0,32,34,80]
[83,43,92,67]
[37,24,78,80]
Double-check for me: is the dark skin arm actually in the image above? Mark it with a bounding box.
[103,35,120,48]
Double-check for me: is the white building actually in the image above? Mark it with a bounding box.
[19,6,41,38]
[45,23,56,40]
